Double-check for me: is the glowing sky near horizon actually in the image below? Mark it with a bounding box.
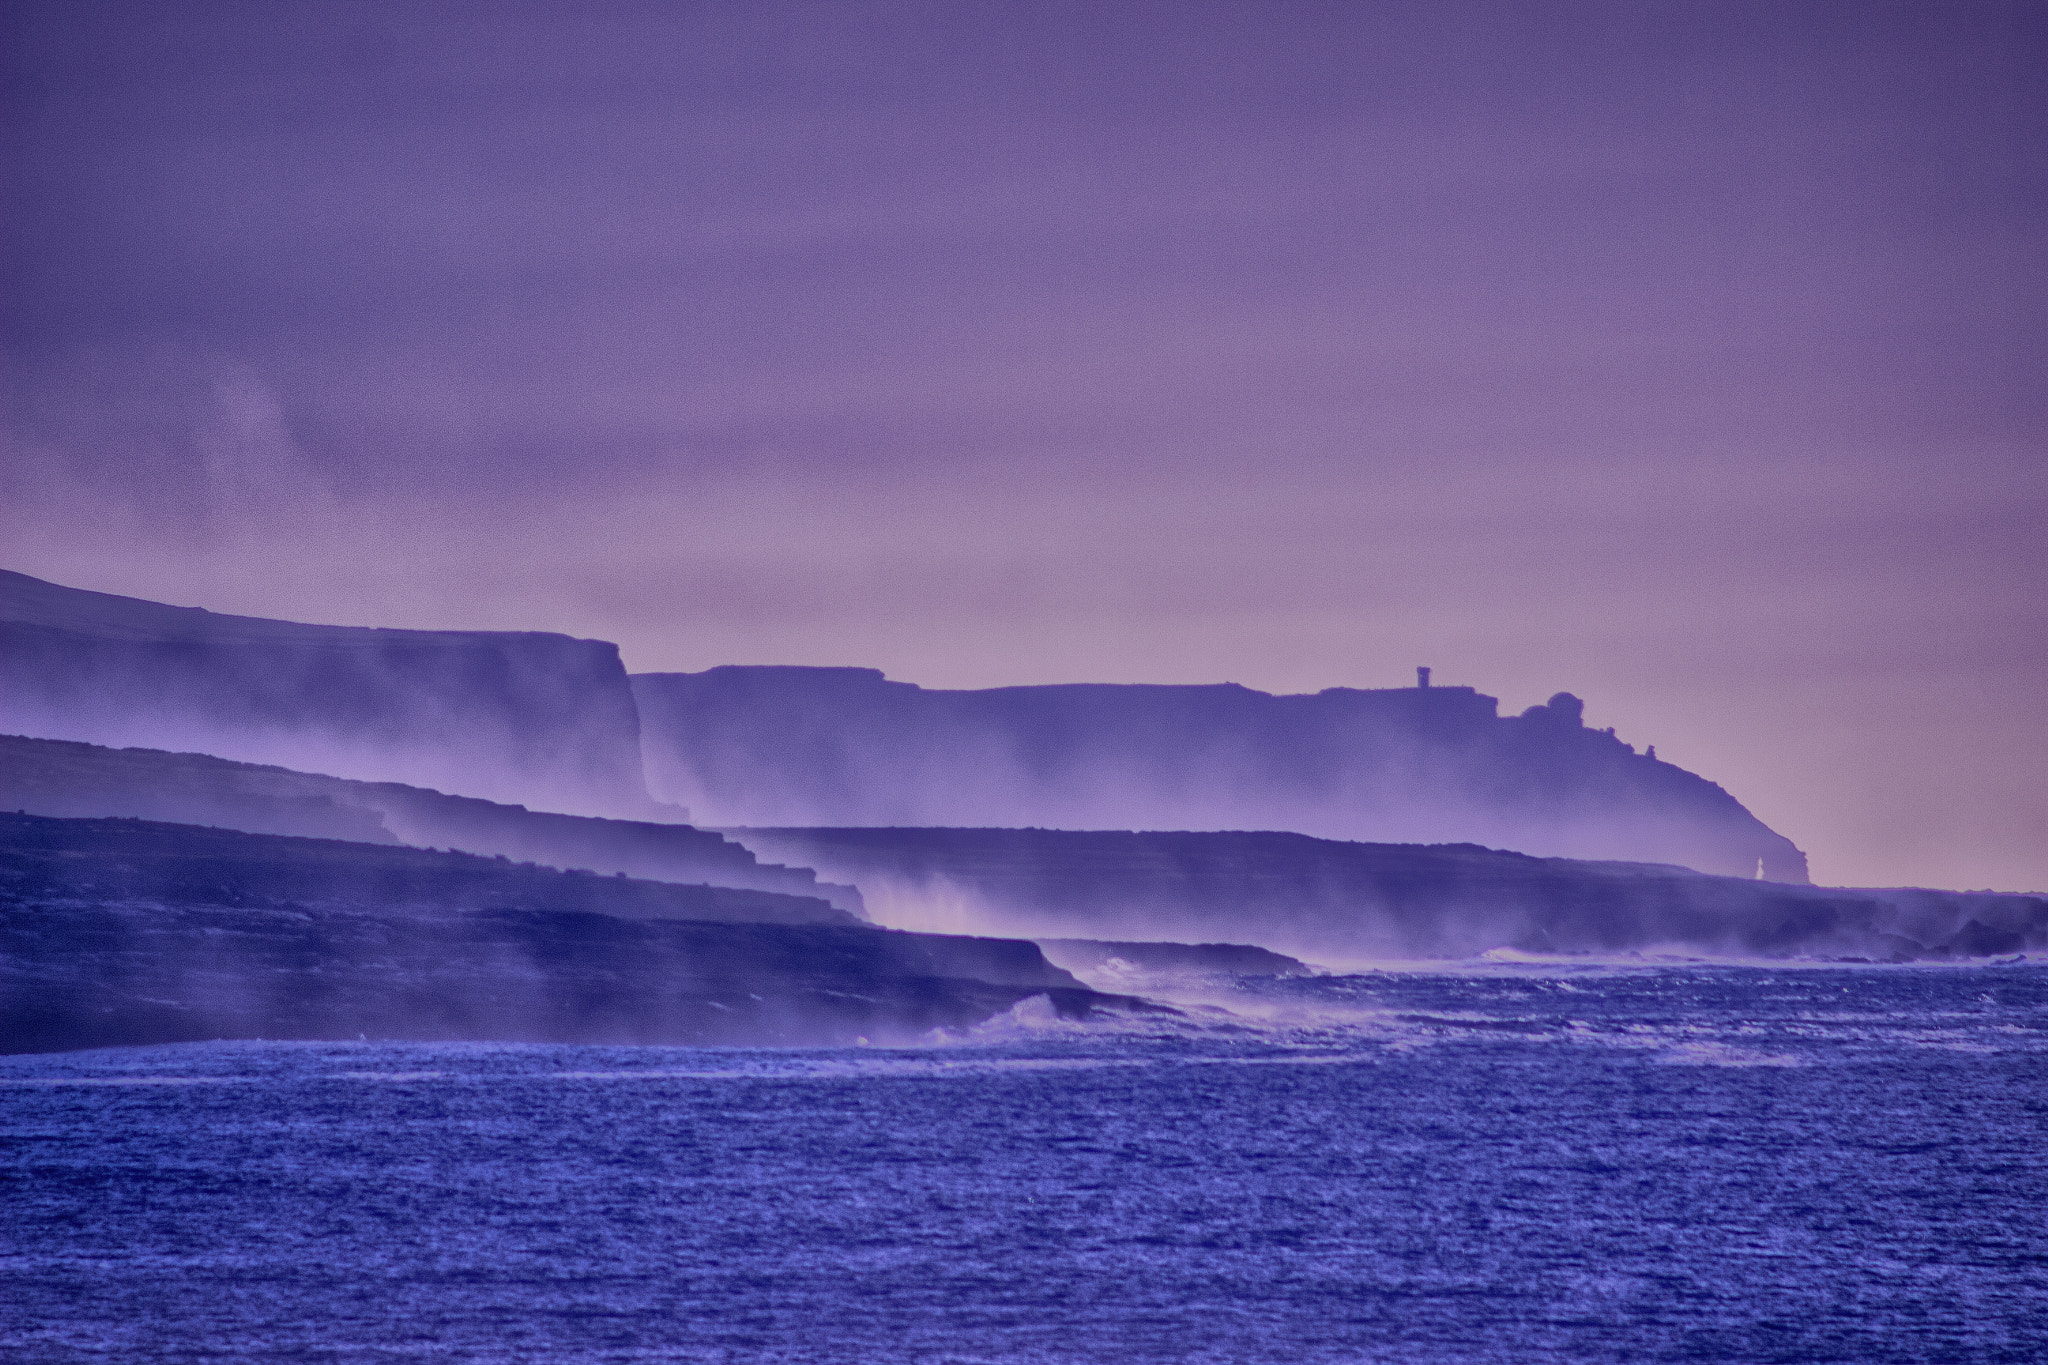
[3,1,2044,890]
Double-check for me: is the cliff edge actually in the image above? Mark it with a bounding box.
[1,571,654,818]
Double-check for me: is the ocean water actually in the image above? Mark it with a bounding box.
[5,964,2046,1363]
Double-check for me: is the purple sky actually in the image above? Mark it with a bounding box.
[4,1,2044,890]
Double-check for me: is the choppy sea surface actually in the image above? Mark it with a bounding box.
[5,964,2047,1364]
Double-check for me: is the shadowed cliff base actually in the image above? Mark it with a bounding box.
[0,814,1159,1055]
[728,827,2046,966]
[636,666,1808,881]
[0,733,863,915]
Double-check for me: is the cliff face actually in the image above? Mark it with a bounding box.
[0,813,1107,1055]
[730,826,2047,965]
[635,667,1809,882]
[0,734,863,915]
[1,571,653,818]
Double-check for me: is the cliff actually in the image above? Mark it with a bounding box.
[634,667,1808,881]
[0,733,863,915]
[1,571,655,818]
[0,813,1126,1055]
[729,826,2047,965]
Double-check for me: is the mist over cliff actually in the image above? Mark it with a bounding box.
[0,733,863,915]
[4,567,2038,1060]
[733,827,2045,967]
[0,813,1121,1054]
[0,571,654,818]
[6,571,1809,883]
[636,666,1808,882]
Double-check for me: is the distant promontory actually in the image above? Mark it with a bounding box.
[636,665,1808,881]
